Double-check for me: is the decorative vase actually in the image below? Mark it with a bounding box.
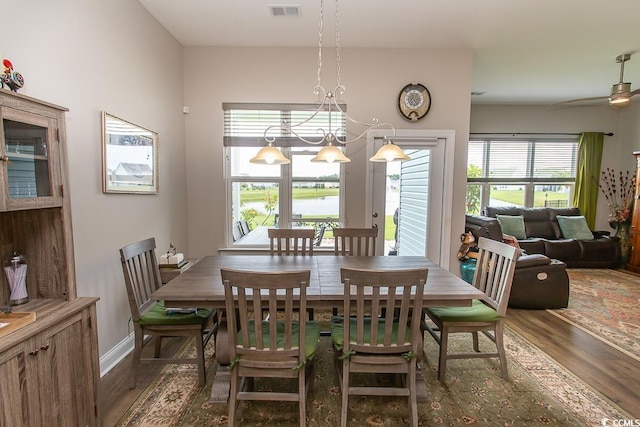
[614,221,631,267]
[4,253,29,306]
[460,258,477,284]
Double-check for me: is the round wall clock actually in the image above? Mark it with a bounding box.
[398,83,431,121]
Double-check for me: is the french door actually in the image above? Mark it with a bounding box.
[366,129,455,268]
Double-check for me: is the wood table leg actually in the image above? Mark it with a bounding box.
[215,315,230,364]
[415,363,429,403]
[209,365,231,403]
[209,310,231,403]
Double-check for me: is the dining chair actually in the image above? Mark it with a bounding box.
[221,268,321,427]
[267,227,316,321]
[423,237,518,383]
[331,226,379,317]
[119,237,217,389]
[333,226,378,256]
[268,228,315,255]
[330,267,428,427]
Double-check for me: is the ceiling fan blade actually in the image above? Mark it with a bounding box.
[552,95,609,107]
[631,88,640,97]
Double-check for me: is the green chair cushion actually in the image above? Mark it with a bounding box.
[427,299,501,322]
[329,316,408,353]
[139,301,214,326]
[240,320,321,361]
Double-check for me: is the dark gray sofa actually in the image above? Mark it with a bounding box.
[481,206,620,269]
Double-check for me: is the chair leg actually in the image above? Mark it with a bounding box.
[299,366,306,427]
[437,326,449,383]
[153,336,162,357]
[472,331,480,352]
[494,322,509,379]
[228,367,239,427]
[408,362,418,427]
[129,330,144,389]
[340,361,349,427]
[194,331,206,387]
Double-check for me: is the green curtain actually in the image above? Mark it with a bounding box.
[572,132,604,228]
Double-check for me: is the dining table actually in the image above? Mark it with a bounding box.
[151,254,485,403]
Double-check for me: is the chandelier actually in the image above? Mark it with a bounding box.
[250,0,409,165]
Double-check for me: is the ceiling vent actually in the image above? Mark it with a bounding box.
[269,5,301,17]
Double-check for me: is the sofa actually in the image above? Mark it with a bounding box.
[479,206,621,269]
[464,207,621,309]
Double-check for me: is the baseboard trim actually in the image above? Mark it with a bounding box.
[100,333,134,378]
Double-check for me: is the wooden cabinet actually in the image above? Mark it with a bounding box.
[160,259,196,284]
[0,91,100,426]
[0,300,99,426]
[627,151,640,273]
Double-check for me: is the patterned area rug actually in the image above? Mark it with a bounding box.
[117,322,630,426]
[547,269,640,361]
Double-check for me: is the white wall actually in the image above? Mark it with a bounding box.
[470,103,640,230]
[183,47,473,267]
[2,0,188,358]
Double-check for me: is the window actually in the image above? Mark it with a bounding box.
[223,103,346,247]
[466,135,578,214]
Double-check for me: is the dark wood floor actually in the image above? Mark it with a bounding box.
[100,307,640,425]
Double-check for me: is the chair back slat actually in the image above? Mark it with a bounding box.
[268,228,315,255]
[472,238,518,316]
[221,269,311,363]
[333,227,378,256]
[341,267,428,355]
[119,237,163,321]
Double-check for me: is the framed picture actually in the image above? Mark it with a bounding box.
[102,112,158,194]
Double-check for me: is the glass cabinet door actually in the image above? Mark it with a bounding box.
[4,119,52,198]
[0,107,61,209]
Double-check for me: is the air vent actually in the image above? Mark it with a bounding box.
[269,5,301,17]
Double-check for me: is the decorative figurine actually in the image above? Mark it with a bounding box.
[1,59,25,92]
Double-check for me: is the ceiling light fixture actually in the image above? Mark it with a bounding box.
[251,0,408,165]
[609,83,632,105]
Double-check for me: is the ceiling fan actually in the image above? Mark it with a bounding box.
[554,54,640,108]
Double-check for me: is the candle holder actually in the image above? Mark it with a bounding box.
[4,253,28,306]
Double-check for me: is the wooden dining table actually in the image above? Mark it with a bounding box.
[151,254,484,403]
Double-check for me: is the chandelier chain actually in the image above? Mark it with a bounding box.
[317,0,323,88]
[335,0,341,87]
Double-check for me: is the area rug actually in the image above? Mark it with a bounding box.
[117,325,631,426]
[547,269,640,361]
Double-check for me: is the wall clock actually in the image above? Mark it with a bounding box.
[398,83,431,121]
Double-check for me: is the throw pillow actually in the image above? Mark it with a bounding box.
[496,215,527,239]
[556,215,594,240]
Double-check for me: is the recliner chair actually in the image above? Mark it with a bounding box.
[465,214,570,309]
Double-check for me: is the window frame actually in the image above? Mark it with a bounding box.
[466,135,579,213]
[223,104,347,248]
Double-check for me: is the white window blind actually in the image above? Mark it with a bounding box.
[467,138,578,182]
[223,103,346,147]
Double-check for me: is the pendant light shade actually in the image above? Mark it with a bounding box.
[369,141,411,162]
[249,144,291,165]
[310,144,351,163]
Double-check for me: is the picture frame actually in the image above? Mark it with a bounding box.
[102,112,158,194]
